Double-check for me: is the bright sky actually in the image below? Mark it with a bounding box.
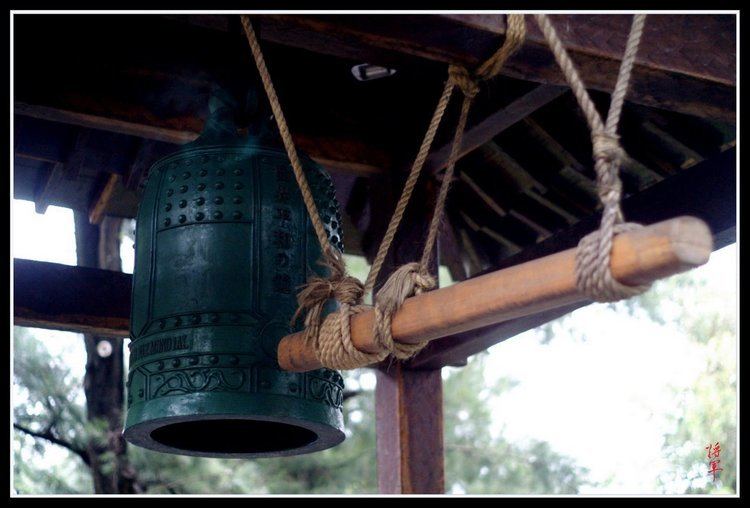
[11,198,737,494]
[480,243,737,494]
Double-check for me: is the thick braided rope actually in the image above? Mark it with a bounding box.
[363,80,455,296]
[316,299,385,370]
[314,80,454,368]
[243,14,526,368]
[241,16,331,252]
[534,14,650,302]
[291,249,366,346]
[419,93,474,269]
[475,14,528,80]
[364,14,527,296]
[241,16,369,349]
[370,14,526,361]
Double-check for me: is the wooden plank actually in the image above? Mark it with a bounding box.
[364,173,444,494]
[15,102,196,145]
[640,120,705,170]
[376,365,444,494]
[490,148,736,271]
[457,226,486,276]
[460,210,522,254]
[13,259,131,337]
[33,162,66,215]
[438,214,468,282]
[425,85,567,173]
[520,117,599,198]
[15,103,388,176]
[458,171,507,218]
[88,174,121,225]
[277,216,713,372]
[476,140,588,222]
[293,134,390,177]
[257,14,736,122]
[459,15,737,86]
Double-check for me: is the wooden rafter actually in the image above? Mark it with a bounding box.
[489,148,736,271]
[13,259,131,337]
[425,85,567,174]
[88,174,121,225]
[33,162,66,215]
[15,103,390,177]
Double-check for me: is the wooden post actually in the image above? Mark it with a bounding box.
[73,213,138,493]
[376,365,444,494]
[367,175,445,494]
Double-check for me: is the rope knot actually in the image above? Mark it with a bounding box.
[575,222,652,302]
[372,262,436,360]
[413,267,438,296]
[332,275,365,306]
[448,65,480,99]
[592,132,626,167]
[292,248,364,340]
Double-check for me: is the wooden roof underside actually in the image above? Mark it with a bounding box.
[13,14,736,366]
[13,15,737,368]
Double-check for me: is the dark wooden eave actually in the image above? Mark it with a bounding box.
[255,14,736,122]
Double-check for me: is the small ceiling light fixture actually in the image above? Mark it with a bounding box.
[351,63,397,82]
[96,340,113,358]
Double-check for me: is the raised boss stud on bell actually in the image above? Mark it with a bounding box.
[123,91,346,458]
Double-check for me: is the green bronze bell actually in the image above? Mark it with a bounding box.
[123,91,346,458]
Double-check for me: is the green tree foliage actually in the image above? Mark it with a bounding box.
[13,327,94,494]
[249,370,378,494]
[443,353,589,494]
[626,273,737,494]
[536,254,737,495]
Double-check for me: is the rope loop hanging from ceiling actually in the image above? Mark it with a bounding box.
[533,13,652,302]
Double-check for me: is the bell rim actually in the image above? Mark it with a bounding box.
[122,412,346,459]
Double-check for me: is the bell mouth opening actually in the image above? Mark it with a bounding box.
[149,418,318,455]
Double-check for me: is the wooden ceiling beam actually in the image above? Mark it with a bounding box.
[88,174,121,225]
[33,162,66,215]
[256,14,736,122]
[15,103,389,177]
[426,84,567,174]
[640,120,705,170]
[13,258,131,337]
